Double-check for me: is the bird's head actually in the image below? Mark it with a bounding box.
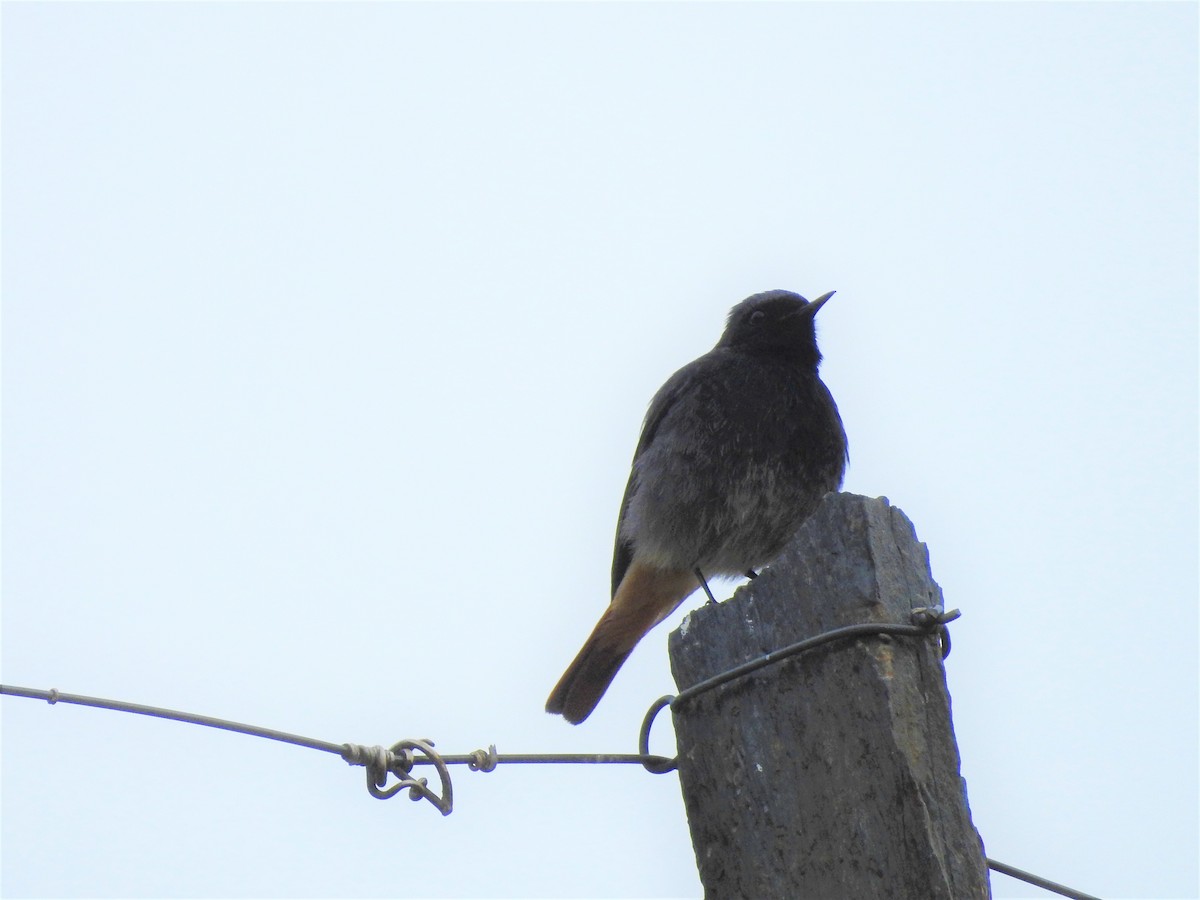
[716,289,835,367]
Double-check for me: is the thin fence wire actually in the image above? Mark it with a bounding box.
[986,859,1101,900]
[2,610,1104,899]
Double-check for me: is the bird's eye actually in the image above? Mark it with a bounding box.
[749,310,766,326]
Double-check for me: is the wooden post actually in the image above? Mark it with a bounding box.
[667,492,990,900]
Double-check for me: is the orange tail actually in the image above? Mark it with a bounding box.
[546,561,698,724]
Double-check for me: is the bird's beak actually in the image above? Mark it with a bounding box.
[803,290,836,317]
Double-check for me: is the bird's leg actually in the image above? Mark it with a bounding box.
[694,568,719,605]
[744,569,758,580]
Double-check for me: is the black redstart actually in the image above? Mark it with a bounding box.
[546,289,848,724]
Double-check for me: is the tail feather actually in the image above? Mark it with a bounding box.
[546,561,698,724]
[545,618,636,724]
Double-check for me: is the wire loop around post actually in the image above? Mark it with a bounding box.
[670,606,960,710]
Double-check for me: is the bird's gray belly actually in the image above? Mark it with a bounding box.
[621,446,842,575]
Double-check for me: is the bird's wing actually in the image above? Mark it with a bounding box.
[609,350,727,597]
[610,470,638,599]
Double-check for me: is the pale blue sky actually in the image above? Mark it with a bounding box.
[3,3,1197,898]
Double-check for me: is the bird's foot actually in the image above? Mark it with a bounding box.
[694,568,718,605]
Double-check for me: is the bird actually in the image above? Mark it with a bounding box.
[546,289,848,724]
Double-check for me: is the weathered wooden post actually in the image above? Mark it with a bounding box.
[668,492,990,899]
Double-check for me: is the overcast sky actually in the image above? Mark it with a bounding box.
[2,3,1197,899]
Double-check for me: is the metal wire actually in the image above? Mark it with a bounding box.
[671,606,959,710]
[0,683,674,815]
[987,858,1102,900]
[0,611,1104,900]
[0,608,954,792]
[420,752,672,768]
[0,684,347,754]
[639,695,678,773]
